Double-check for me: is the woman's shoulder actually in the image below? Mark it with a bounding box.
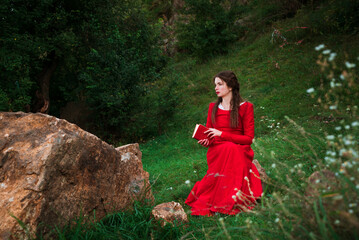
[209,102,216,108]
[240,101,253,107]
[239,101,254,113]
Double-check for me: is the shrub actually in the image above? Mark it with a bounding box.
[175,0,243,61]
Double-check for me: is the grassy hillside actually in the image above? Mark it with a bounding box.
[52,4,359,239]
[139,17,359,239]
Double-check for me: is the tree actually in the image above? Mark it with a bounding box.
[1,0,165,139]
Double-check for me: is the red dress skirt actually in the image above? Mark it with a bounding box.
[185,102,263,216]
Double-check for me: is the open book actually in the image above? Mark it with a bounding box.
[192,124,214,144]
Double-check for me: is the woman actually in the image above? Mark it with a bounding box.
[185,70,263,216]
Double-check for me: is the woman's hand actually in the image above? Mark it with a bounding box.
[198,139,210,147]
[205,128,222,139]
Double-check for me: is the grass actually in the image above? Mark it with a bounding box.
[41,4,359,239]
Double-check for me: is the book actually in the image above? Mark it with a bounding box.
[192,124,213,143]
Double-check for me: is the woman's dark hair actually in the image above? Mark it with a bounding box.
[211,70,244,128]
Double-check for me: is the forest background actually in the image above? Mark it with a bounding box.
[1,0,359,239]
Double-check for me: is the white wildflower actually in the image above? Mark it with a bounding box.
[351,121,359,127]
[349,209,354,214]
[185,180,190,185]
[334,220,340,225]
[356,184,359,189]
[345,125,350,130]
[315,179,320,184]
[315,44,325,51]
[349,148,358,158]
[349,203,357,208]
[271,163,276,168]
[275,218,280,223]
[330,81,335,88]
[328,52,337,61]
[345,61,356,69]
[335,83,342,87]
[322,49,331,55]
[306,87,315,93]
[326,135,335,140]
[340,74,345,80]
[329,105,337,110]
[335,126,341,131]
[339,149,347,156]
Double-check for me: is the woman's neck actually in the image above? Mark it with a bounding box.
[221,94,232,110]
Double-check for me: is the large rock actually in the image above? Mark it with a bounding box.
[0,112,153,239]
[152,202,188,227]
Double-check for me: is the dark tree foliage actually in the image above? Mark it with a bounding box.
[0,0,166,140]
[175,0,243,61]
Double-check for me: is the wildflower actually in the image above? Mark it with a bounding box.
[329,105,337,110]
[345,61,356,69]
[306,87,315,93]
[349,148,358,158]
[326,135,335,140]
[356,184,359,189]
[349,203,357,208]
[335,83,342,87]
[339,148,348,157]
[275,218,280,223]
[340,74,345,80]
[335,126,341,131]
[330,81,335,88]
[271,163,276,168]
[167,187,173,190]
[315,44,325,51]
[345,125,350,130]
[328,52,337,61]
[185,180,190,185]
[351,121,359,127]
[315,179,320,184]
[322,49,331,55]
[349,209,354,214]
[334,220,340,225]
[193,170,197,173]
[298,163,303,168]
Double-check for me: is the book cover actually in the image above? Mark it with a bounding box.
[192,124,213,143]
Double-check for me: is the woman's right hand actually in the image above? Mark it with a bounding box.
[198,139,210,147]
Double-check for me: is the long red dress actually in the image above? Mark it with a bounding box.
[185,101,263,216]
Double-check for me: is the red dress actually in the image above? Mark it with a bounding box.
[185,102,263,216]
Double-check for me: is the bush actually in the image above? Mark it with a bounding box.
[175,0,243,61]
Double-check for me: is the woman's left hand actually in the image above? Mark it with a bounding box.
[205,128,222,139]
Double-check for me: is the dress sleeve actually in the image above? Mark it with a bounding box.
[220,103,255,145]
[206,103,214,128]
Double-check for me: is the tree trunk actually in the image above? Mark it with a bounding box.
[32,52,58,113]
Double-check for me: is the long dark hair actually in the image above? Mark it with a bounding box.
[211,70,244,128]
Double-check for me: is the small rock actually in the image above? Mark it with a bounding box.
[152,202,188,227]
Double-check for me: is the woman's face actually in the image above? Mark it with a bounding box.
[214,77,232,98]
